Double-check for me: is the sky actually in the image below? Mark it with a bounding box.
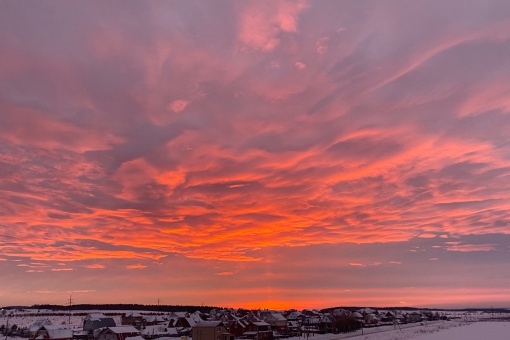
[1,0,510,311]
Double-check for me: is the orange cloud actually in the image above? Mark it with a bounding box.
[84,264,106,269]
[126,264,147,270]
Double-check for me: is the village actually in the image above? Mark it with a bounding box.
[1,307,467,340]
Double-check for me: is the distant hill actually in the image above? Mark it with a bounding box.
[321,306,510,313]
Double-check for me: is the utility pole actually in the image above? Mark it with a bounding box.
[5,314,9,340]
[68,295,73,325]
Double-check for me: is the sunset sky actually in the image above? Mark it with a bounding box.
[1,0,510,310]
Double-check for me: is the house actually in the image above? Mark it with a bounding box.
[228,319,249,338]
[122,313,143,328]
[351,312,363,321]
[284,311,302,322]
[29,319,53,337]
[176,317,197,328]
[301,310,320,318]
[192,321,232,340]
[302,317,320,334]
[380,311,396,323]
[234,309,251,317]
[83,314,117,332]
[285,320,300,337]
[264,313,287,333]
[319,314,335,334]
[359,308,375,317]
[140,325,178,339]
[167,319,178,328]
[31,325,73,340]
[363,313,379,326]
[326,311,360,334]
[189,311,205,324]
[243,322,272,340]
[168,312,189,319]
[175,317,198,335]
[96,326,140,340]
[143,316,167,327]
[406,312,423,323]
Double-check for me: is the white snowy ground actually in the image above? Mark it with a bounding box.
[285,321,510,340]
[1,310,123,330]
[412,321,510,340]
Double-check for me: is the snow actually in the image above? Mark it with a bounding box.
[106,326,139,334]
[413,321,510,340]
[283,321,510,340]
[125,336,145,340]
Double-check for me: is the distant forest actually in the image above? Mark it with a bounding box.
[3,304,509,315]
[4,304,220,314]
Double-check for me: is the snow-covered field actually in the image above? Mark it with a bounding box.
[413,321,510,340]
[285,321,510,340]
[1,310,124,330]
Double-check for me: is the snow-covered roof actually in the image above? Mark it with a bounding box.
[320,315,334,322]
[140,325,166,335]
[29,319,53,332]
[144,315,166,323]
[74,331,88,336]
[170,312,189,318]
[287,321,299,327]
[194,321,224,328]
[44,326,71,331]
[124,312,143,318]
[184,317,198,326]
[105,326,139,334]
[155,336,180,340]
[165,328,178,335]
[333,309,350,316]
[190,311,203,322]
[85,313,108,321]
[268,313,287,321]
[44,326,73,339]
[286,311,302,319]
[125,336,144,340]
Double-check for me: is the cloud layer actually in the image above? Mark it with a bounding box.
[1,0,510,309]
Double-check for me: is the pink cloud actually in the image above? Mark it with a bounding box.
[168,99,190,113]
[236,0,308,51]
[418,233,437,238]
[446,244,497,252]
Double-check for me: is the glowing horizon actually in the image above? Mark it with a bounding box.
[1,0,510,310]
